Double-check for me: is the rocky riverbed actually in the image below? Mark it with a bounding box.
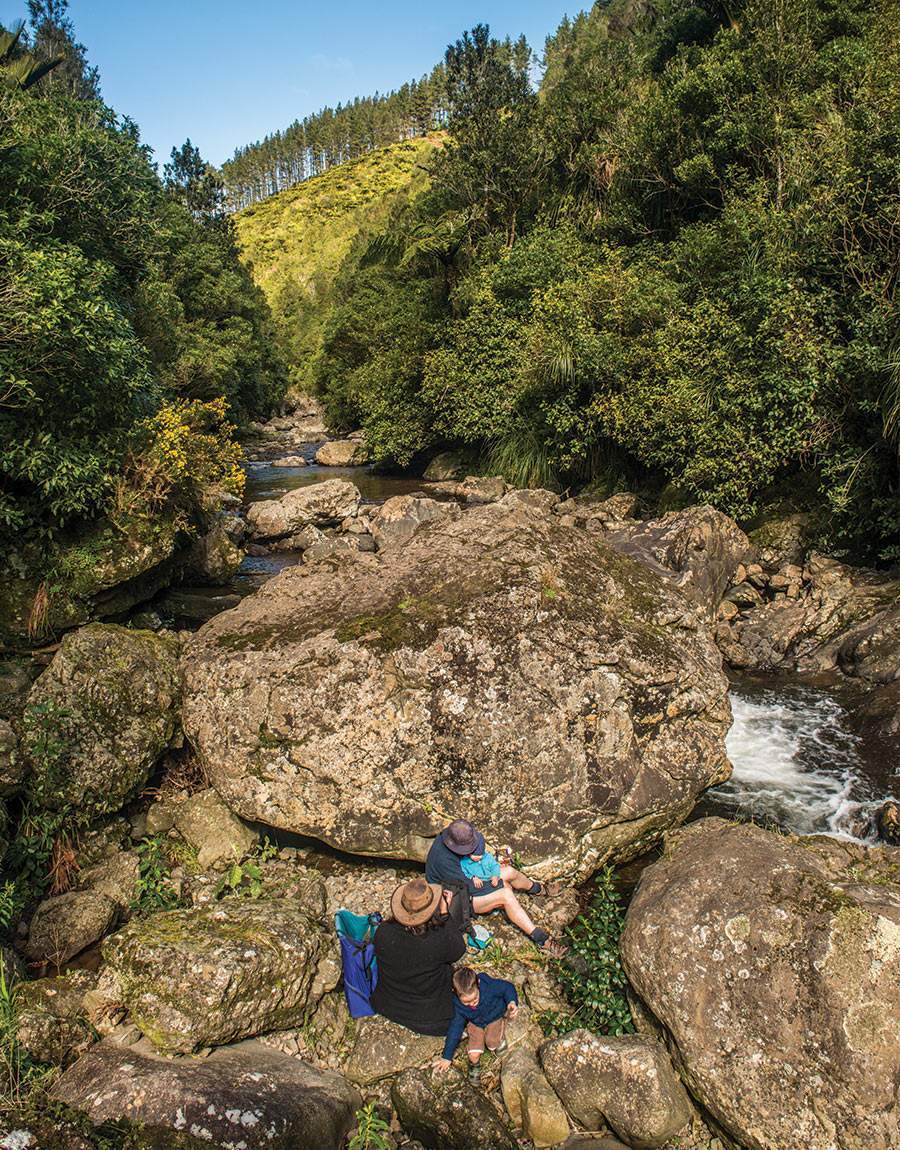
[0,401,897,1150]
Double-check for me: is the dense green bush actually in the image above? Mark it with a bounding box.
[0,63,284,552]
[309,0,898,559]
[539,866,635,1037]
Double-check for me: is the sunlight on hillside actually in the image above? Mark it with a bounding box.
[234,134,443,386]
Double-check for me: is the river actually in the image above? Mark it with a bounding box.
[699,678,897,842]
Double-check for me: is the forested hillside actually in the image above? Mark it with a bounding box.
[234,135,441,390]
[222,73,447,209]
[267,0,896,562]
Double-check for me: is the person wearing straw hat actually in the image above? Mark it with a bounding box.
[426,818,568,957]
[369,876,468,1036]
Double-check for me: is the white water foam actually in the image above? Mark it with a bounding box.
[713,686,895,839]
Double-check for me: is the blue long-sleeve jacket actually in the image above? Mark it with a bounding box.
[426,835,503,898]
[460,851,502,882]
[442,973,518,1060]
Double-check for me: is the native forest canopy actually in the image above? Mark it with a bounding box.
[1,0,898,579]
[294,0,899,564]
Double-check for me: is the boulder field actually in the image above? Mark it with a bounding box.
[181,500,732,878]
[3,484,899,1150]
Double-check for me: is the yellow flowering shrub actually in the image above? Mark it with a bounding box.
[146,397,244,497]
[112,397,244,528]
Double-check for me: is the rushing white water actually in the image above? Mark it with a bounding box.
[710,684,897,839]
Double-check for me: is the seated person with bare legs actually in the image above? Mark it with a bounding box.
[425,818,567,957]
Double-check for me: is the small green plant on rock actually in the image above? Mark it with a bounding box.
[0,951,52,1110]
[213,838,279,900]
[132,836,182,913]
[348,1100,392,1150]
[539,866,634,1038]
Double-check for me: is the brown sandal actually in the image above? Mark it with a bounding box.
[531,880,563,898]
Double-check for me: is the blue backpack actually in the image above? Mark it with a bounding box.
[334,908,381,1018]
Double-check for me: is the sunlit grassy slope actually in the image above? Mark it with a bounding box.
[234,134,442,389]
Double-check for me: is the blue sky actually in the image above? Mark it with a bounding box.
[1,1,582,168]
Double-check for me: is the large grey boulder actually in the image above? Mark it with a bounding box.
[369,495,460,550]
[501,1046,570,1148]
[179,511,245,585]
[246,479,361,541]
[102,893,332,1054]
[181,503,731,879]
[26,889,118,965]
[500,488,560,514]
[539,1030,691,1148]
[172,788,258,869]
[392,1066,518,1150]
[423,449,475,481]
[344,1016,443,1085]
[621,819,900,1150]
[604,505,754,617]
[51,1038,360,1150]
[0,518,181,647]
[24,624,180,818]
[433,475,508,504]
[77,849,140,913]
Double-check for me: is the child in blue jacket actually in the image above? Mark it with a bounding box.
[459,844,503,889]
[433,966,518,1085]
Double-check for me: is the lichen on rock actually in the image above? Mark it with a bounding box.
[102,892,332,1054]
[51,1037,361,1150]
[621,818,900,1150]
[24,623,180,818]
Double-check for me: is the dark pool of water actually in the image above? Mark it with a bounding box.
[245,456,434,506]
[145,456,436,627]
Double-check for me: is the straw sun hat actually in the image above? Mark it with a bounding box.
[390,877,444,927]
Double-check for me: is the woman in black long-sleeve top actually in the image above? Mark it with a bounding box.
[370,877,467,1036]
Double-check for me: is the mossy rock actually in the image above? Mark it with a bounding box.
[25,624,180,819]
[182,501,731,879]
[102,893,331,1054]
[622,818,900,1150]
[0,517,181,647]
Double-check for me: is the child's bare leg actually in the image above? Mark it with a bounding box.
[485,1018,506,1051]
[500,863,561,898]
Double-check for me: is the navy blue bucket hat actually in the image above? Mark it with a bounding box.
[441,818,485,856]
